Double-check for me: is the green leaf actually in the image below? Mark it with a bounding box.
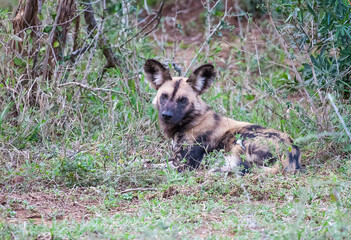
[307,1,316,19]
[43,26,53,33]
[298,9,303,23]
[12,35,23,42]
[209,93,223,101]
[13,57,25,67]
[53,41,60,48]
[341,0,349,6]
[243,94,255,101]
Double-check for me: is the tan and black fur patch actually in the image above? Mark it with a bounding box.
[144,59,301,174]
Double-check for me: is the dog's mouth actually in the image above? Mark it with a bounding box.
[159,114,182,125]
[160,117,178,125]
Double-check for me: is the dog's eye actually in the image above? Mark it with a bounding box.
[161,93,168,100]
[178,97,188,104]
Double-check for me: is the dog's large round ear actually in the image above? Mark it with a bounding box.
[144,59,172,90]
[186,64,216,94]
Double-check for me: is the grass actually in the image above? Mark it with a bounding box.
[1,0,351,239]
[1,166,351,239]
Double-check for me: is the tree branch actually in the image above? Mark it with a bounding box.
[268,14,323,129]
[120,0,165,48]
[83,0,121,69]
[58,82,126,95]
[184,0,229,76]
[327,93,351,143]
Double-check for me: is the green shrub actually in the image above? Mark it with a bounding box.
[58,153,104,187]
[269,0,351,98]
[268,0,351,156]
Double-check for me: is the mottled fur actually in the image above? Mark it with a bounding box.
[144,59,301,174]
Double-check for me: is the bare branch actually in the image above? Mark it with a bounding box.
[268,14,323,129]
[184,0,229,76]
[58,82,127,95]
[327,94,351,143]
[42,1,63,81]
[84,0,121,69]
[117,188,157,195]
[120,0,165,48]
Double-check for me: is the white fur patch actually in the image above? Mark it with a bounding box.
[154,73,163,86]
[222,155,241,171]
[236,139,246,150]
[209,155,241,173]
[195,76,206,92]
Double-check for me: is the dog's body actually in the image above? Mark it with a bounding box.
[144,59,301,174]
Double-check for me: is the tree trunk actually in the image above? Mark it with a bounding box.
[12,0,40,53]
[84,0,122,69]
[52,0,77,62]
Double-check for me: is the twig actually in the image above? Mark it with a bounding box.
[84,0,121,69]
[144,0,150,14]
[82,15,100,84]
[42,1,63,80]
[135,1,164,37]
[74,201,87,208]
[68,10,100,64]
[58,82,126,95]
[171,0,178,63]
[184,0,229,76]
[120,0,165,48]
[209,0,221,12]
[269,14,323,129]
[205,0,211,58]
[264,104,287,121]
[327,93,351,143]
[254,36,262,84]
[70,46,91,62]
[307,54,326,125]
[235,0,250,84]
[117,188,157,195]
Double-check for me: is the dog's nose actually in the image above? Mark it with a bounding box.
[162,111,173,121]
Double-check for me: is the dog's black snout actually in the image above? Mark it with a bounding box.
[162,111,173,121]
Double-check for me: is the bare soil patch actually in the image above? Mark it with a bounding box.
[1,190,95,223]
[0,187,135,224]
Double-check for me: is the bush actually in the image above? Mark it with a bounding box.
[267,0,351,156]
[58,153,104,187]
[269,0,351,98]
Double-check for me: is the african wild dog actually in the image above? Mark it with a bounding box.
[144,59,301,174]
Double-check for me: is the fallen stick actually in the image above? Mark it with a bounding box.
[117,188,157,195]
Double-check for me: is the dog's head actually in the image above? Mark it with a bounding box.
[144,59,216,127]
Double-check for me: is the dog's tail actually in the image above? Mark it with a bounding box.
[286,145,301,172]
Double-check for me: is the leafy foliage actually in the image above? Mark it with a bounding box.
[271,0,351,98]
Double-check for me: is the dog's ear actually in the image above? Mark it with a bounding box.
[187,64,216,94]
[144,59,172,90]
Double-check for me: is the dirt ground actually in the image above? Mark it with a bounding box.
[1,188,101,224]
[1,186,142,224]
